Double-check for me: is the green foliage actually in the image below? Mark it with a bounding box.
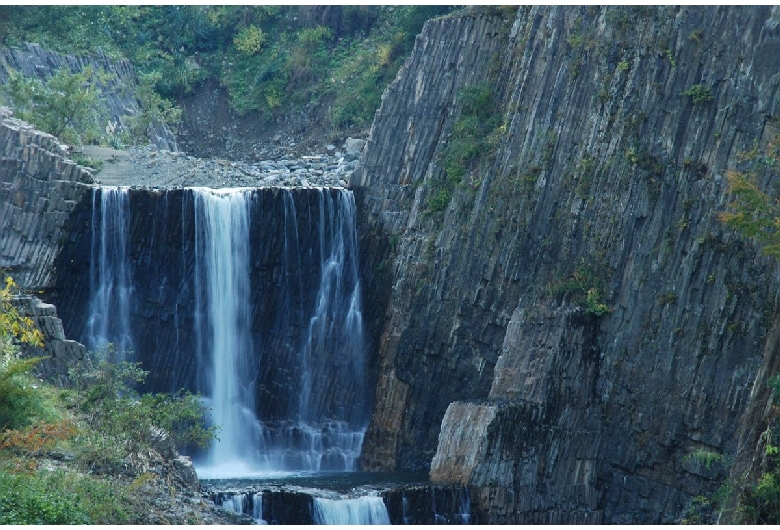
[0,470,90,524]
[733,375,780,523]
[548,260,612,317]
[0,354,48,432]
[0,276,48,431]
[688,29,704,42]
[69,153,104,173]
[681,83,714,104]
[585,288,611,317]
[426,188,453,214]
[233,25,266,56]
[68,350,216,458]
[428,83,503,214]
[125,71,182,143]
[720,171,780,257]
[684,449,726,471]
[681,495,715,524]
[769,375,780,402]
[1,276,44,347]
[0,5,457,135]
[0,469,130,524]
[2,66,110,146]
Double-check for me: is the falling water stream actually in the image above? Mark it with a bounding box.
[86,186,133,356]
[192,188,260,476]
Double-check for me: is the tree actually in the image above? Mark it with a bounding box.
[3,66,109,146]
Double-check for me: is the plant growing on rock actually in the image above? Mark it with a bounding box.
[681,83,714,104]
[427,83,503,214]
[719,171,780,257]
[547,261,612,317]
[2,66,110,146]
[0,276,46,431]
[67,351,216,468]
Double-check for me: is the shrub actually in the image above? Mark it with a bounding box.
[0,469,130,524]
[0,355,47,431]
[548,261,612,317]
[68,352,216,463]
[2,66,110,146]
[681,83,714,104]
[233,25,265,56]
[0,275,47,431]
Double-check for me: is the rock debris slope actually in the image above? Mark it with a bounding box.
[351,6,780,523]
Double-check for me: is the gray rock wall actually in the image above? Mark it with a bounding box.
[352,5,780,523]
[0,107,93,378]
[0,106,92,289]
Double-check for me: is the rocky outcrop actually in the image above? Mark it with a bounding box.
[352,5,780,523]
[0,106,93,289]
[0,43,177,151]
[12,294,87,385]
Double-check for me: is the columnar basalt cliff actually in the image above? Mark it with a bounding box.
[0,106,93,289]
[0,107,93,376]
[352,5,780,523]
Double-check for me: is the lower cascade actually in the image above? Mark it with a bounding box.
[82,186,368,478]
[313,496,391,525]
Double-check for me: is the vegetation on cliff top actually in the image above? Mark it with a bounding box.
[0,5,454,143]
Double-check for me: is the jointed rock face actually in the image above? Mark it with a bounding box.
[351,5,780,524]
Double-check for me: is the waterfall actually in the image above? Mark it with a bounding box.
[86,186,133,356]
[313,496,390,525]
[297,190,365,425]
[84,186,367,477]
[273,189,366,472]
[212,492,267,524]
[192,188,266,475]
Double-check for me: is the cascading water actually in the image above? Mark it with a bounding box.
[84,186,368,478]
[189,187,366,477]
[86,187,133,356]
[212,492,266,524]
[313,496,390,525]
[192,188,266,477]
[274,189,366,472]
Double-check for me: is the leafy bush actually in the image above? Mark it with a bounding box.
[126,71,183,142]
[2,66,110,146]
[0,355,48,431]
[0,275,47,431]
[681,83,714,104]
[233,25,266,56]
[68,352,216,463]
[0,469,131,524]
[0,470,91,524]
[548,261,612,317]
